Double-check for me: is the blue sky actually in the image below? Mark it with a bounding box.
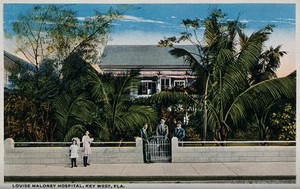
[4,3,296,42]
[3,3,296,76]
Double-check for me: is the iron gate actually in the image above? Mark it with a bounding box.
[146,136,171,163]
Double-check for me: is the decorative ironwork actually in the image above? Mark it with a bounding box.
[146,136,171,163]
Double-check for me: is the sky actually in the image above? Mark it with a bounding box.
[3,3,296,77]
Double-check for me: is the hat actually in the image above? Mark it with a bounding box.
[177,120,182,125]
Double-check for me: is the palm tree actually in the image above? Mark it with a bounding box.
[249,45,287,85]
[53,54,103,142]
[89,69,157,141]
[158,9,295,142]
[53,91,99,142]
[245,45,289,141]
[53,52,157,142]
[159,9,243,141]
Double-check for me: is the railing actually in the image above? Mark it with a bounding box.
[12,140,296,147]
[178,140,296,147]
[92,142,136,147]
[13,141,137,147]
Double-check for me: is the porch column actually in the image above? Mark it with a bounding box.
[157,76,161,93]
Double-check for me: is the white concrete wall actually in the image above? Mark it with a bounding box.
[171,137,296,163]
[4,138,144,165]
[4,138,295,165]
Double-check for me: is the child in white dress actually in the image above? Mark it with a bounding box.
[69,139,79,168]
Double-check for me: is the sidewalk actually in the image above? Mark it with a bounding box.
[4,162,296,183]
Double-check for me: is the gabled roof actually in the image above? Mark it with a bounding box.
[4,51,36,72]
[100,45,197,70]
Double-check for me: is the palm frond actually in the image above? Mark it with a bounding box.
[221,28,272,103]
[121,105,157,128]
[89,71,109,104]
[64,124,86,142]
[54,91,97,141]
[93,120,110,141]
[169,48,205,75]
[225,76,296,125]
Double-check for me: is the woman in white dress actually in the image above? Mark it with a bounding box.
[82,131,93,167]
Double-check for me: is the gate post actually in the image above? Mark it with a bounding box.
[135,137,144,163]
[4,138,14,152]
[172,137,178,163]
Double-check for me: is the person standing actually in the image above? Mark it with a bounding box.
[69,139,79,168]
[156,118,169,156]
[140,123,152,163]
[156,118,169,139]
[82,131,93,167]
[174,121,185,146]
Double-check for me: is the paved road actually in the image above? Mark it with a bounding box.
[4,162,296,183]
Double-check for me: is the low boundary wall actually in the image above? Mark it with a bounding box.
[171,137,296,163]
[4,137,296,165]
[4,138,144,165]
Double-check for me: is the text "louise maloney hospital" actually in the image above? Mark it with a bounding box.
[12,184,126,188]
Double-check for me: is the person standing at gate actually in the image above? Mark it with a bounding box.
[69,139,79,168]
[82,131,93,167]
[140,123,152,163]
[156,118,169,139]
[174,120,185,146]
[156,118,169,157]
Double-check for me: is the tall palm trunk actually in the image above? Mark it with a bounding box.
[203,75,210,141]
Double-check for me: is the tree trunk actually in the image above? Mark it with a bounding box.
[202,76,210,142]
[215,123,228,146]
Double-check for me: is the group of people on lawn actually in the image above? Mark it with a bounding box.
[69,118,185,167]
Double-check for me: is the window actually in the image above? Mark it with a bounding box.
[138,80,156,95]
[174,80,185,87]
[4,71,12,85]
[161,78,170,91]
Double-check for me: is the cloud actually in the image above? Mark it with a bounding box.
[76,17,86,21]
[228,18,295,25]
[240,19,251,23]
[269,20,295,25]
[276,18,295,22]
[121,15,166,24]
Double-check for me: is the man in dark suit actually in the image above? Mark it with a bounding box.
[140,123,152,163]
[174,120,185,142]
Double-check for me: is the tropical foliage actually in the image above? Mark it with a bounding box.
[89,69,157,141]
[4,93,55,142]
[158,9,296,142]
[4,59,59,142]
[269,102,296,140]
[4,7,295,143]
[4,5,122,142]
